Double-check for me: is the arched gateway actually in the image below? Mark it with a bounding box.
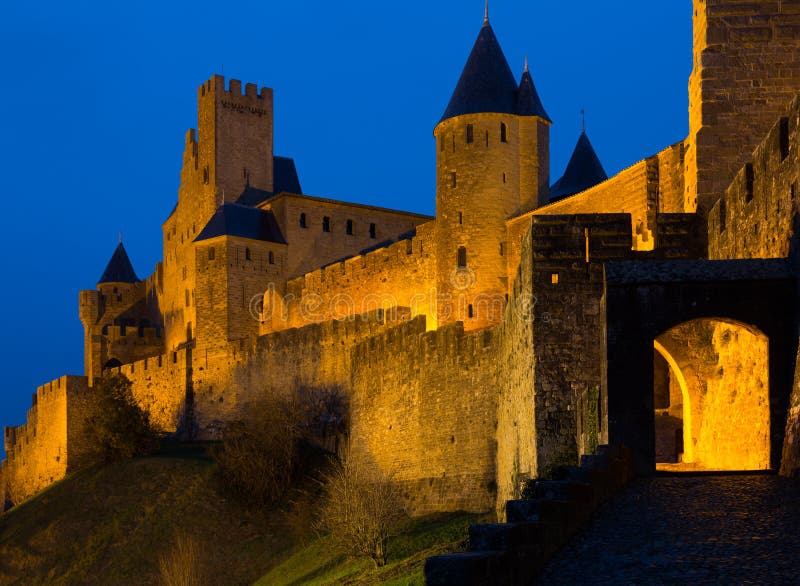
[604,258,797,474]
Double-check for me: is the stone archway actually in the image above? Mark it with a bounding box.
[653,319,770,471]
[604,258,796,473]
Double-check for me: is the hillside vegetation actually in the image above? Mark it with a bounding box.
[0,448,479,585]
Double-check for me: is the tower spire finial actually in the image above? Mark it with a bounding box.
[484,0,489,24]
[581,109,586,133]
[119,230,123,244]
[524,56,529,73]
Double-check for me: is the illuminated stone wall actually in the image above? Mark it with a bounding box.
[269,222,438,333]
[1,376,90,505]
[687,0,800,214]
[263,194,431,280]
[350,318,499,515]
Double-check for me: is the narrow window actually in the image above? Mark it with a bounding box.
[745,163,754,202]
[502,172,507,184]
[485,131,489,147]
[466,124,474,144]
[182,266,187,280]
[245,247,251,261]
[452,136,455,153]
[208,247,215,260]
[468,304,474,318]
[457,246,467,268]
[551,273,559,285]
[269,251,275,264]
[369,223,377,239]
[458,211,463,225]
[203,166,209,184]
[406,240,413,255]
[719,198,727,233]
[300,213,307,228]
[451,172,457,188]
[346,219,354,235]
[439,135,445,152]
[500,242,505,256]
[500,122,508,143]
[185,290,190,306]
[323,216,331,232]
[780,117,790,161]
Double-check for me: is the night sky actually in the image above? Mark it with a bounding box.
[0,1,690,451]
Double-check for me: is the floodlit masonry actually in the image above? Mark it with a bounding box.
[6,1,800,516]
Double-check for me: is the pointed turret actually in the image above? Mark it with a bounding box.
[440,21,520,123]
[516,60,551,122]
[549,130,608,201]
[98,242,139,284]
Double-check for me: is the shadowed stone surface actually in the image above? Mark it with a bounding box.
[538,475,800,584]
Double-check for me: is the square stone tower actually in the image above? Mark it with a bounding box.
[686,0,800,214]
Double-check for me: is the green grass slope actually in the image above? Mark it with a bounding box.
[0,449,480,586]
[0,450,306,585]
[255,512,480,586]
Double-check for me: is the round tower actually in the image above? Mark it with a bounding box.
[434,11,550,330]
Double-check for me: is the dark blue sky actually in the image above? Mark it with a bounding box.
[0,1,690,447]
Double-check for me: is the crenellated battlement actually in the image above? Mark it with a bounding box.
[198,74,271,103]
[708,93,800,260]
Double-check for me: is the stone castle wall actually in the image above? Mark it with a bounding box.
[350,317,499,515]
[703,95,800,476]
[2,376,90,505]
[269,222,438,333]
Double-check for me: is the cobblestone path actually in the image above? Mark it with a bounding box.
[537,474,800,585]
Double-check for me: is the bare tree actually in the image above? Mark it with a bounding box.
[318,456,406,567]
[214,396,303,505]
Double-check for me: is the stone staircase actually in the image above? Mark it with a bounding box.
[424,445,634,585]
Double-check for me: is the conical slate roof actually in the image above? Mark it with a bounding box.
[441,23,518,122]
[549,131,608,201]
[98,242,139,284]
[516,69,550,122]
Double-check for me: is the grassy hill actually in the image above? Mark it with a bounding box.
[0,448,479,585]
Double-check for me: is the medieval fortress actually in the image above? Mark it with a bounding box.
[5,0,800,515]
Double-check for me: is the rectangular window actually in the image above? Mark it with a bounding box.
[451,172,457,188]
[208,247,215,260]
[499,242,505,256]
[323,216,331,232]
[551,273,559,285]
[369,223,377,239]
[458,211,463,225]
[466,124,474,144]
[468,304,474,318]
[346,219,354,235]
[300,213,307,228]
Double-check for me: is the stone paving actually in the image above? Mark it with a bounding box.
[537,474,800,585]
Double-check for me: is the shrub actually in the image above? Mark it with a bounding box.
[214,397,303,505]
[318,457,406,567]
[84,373,159,462]
[159,532,205,586]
